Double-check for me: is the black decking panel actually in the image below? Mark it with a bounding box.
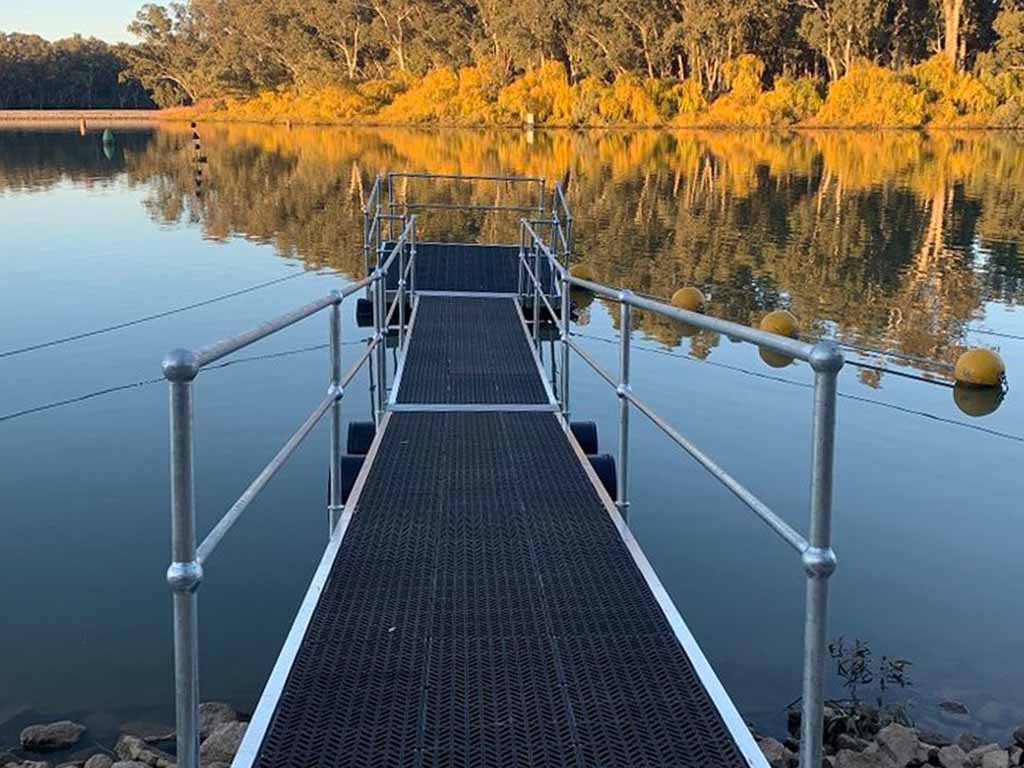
[396,296,550,404]
[253,411,748,768]
[385,243,553,294]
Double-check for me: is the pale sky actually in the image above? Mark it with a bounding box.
[2,1,143,43]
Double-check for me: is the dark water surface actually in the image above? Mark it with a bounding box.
[1,125,1021,744]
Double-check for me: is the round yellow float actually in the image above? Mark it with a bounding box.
[671,287,706,313]
[953,384,1004,417]
[759,309,800,339]
[759,347,794,369]
[954,348,1005,388]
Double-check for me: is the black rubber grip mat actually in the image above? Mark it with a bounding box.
[253,412,748,768]
[395,296,550,405]
[384,242,553,294]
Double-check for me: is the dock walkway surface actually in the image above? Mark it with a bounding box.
[231,244,765,768]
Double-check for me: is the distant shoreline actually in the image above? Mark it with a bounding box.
[0,109,165,124]
[2,108,1022,131]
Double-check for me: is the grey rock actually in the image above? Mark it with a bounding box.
[758,737,795,768]
[1013,726,1024,749]
[1009,748,1022,767]
[55,762,83,768]
[942,703,971,716]
[836,749,885,768]
[961,736,985,754]
[981,752,1010,768]
[13,762,51,768]
[111,763,150,768]
[119,723,175,744]
[919,732,955,748]
[968,745,1001,767]
[917,744,940,765]
[198,703,237,741]
[83,757,113,768]
[112,737,174,768]
[836,735,872,753]
[1,750,21,767]
[199,722,247,766]
[877,723,918,767]
[20,722,88,752]
[939,745,969,768]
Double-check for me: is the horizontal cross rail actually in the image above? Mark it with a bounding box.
[623,387,809,553]
[196,393,335,564]
[391,202,542,213]
[194,277,372,368]
[388,171,545,184]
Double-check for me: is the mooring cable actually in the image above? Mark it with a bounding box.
[570,331,1023,444]
[0,338,371,424]
[0,269,341,360]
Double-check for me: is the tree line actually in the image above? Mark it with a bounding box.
[2,1,1024,119]
[119,0,1024,107]
[0,33,154,109]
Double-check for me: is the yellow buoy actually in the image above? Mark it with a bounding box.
[759,309,800,339]
[953,384,1004,417]
[671,287,705,313]
[954,348,1005,388]
[569,263,594,281]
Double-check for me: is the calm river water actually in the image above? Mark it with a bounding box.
[0,125,1021,744]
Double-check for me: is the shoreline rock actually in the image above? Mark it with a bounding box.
[20,723,87,753]
[756,717,1024,768]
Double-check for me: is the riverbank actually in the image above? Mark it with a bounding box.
[1,703,246,768]
[3,704,1023,768]
[0,111,160,123]
[753,719,1024,768]
[4,54,1024,130]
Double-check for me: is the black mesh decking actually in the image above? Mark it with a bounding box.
[253,412,749,768]
[395,296,550,405]
[385,243,552,294]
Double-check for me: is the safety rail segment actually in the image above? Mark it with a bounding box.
[163,215,419,768]
[517,214,843,768]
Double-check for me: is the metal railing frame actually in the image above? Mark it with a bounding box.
[383,172,547,239]
[163,215,417,768]
[519,198,842,768]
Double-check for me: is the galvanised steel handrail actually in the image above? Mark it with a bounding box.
[384,172,547,238]
[163,215,417,768]
[519,216,842,768]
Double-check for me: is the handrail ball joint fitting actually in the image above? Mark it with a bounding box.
[167,560,204,593]
[162,347,200,384]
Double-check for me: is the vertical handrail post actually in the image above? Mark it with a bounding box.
[409,216,417,300]
[398,229,407,350]
[163,349,202,768]
[373,268,387,425]
[799,342,843,768]
[517,221,525,306]
[616,294,632,519]
[387,173,395,241]
[363,207,371,294]
[532,244,541,346]
[560,270,570,420]
[328,293,344,531]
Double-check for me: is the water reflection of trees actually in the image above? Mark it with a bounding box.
[5,125,1022,373]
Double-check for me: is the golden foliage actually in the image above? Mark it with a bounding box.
[178,55,1024,128]
[813,60,927,127]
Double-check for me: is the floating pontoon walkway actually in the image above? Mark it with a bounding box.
[231,247,765,768]
[169,176,839,768]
